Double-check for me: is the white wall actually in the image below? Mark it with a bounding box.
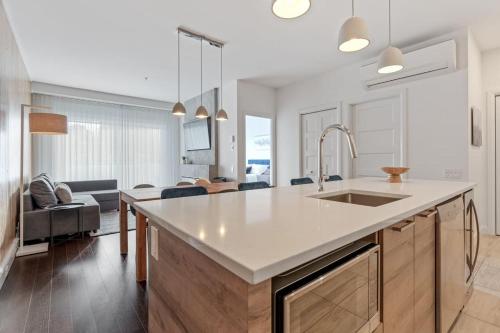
[467,31,489,233]
[218,81,238,180]
[276,31,470,188]
[217,80,276,183]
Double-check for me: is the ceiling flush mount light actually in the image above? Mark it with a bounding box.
[216,45,228,121]
[195,36,209,119]
[338,0,370,52]
[172,29,186,116]
[272,0,311,19]
[378,0,404,74]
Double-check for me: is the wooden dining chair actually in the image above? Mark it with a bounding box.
[161,186,208,199]
[290,177,314,186]
[130,184,154,216]
[238,181,270,191]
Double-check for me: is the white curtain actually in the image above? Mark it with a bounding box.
[31,94,179,189]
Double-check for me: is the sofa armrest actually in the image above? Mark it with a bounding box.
[61,179,118,192]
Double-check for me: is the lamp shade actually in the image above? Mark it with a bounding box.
[195,105,209,119]
[29,113,67,135]
[272,0,311,19]
[338,17,370,52]
[216,109,228,121]
[172,102,186,116]
[377,46,404,74]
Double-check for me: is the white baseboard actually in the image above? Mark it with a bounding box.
[0,238,18,290]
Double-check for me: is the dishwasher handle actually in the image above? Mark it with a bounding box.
[469,199,480,279]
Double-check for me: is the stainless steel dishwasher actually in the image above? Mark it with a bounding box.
[436,195,466,333]
[272,241,380,333]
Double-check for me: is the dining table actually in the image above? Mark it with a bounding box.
[119,181,239,281]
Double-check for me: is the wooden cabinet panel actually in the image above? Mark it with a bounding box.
[415,211,436,333]
[381,209,437,333]
[148,221,272,333]
[382,221,415,333]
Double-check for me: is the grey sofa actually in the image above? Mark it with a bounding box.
[23,179,118,241]
[63,179,119,211]
[23,191,100,241]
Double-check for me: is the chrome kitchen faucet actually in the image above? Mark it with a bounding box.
[317,124,358,192]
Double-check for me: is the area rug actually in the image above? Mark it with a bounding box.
[90,211,136,236]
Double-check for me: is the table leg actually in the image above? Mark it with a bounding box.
[120,198,128,254]
[136,211,147,282]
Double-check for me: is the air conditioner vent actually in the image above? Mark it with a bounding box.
[360,40,457,89]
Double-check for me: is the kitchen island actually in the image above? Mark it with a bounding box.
[134,178,475,333]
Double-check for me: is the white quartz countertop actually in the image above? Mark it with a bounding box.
[135,178,474,284]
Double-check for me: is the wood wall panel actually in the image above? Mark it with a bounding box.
[0,1,31,272]
[148,221,272,332]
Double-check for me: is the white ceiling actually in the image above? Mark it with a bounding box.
[4,0,500,102]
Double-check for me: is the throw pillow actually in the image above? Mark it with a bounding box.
[38,173,56,190]
[54,183,73,204]
[29,177,58,208]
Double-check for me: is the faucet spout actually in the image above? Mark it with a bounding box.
[317,124,358,192]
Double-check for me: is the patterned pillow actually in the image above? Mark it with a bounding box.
[29,177,58,208]
[54,183,73,204]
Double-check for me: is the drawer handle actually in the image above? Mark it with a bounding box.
[417,209,437,218]
[391,221,415,232]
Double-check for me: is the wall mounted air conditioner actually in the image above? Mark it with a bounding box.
[360,40,457,89]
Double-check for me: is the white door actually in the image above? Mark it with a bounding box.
[301,109,340,181]
[352,97,402,177]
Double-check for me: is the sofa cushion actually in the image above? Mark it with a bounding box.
[71,194,100,206]
[29,177,58,208]
[62,179,117,193]
[54,183,73,204]
[77,190,119,203]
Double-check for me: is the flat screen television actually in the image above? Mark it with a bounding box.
[183,117,211,151]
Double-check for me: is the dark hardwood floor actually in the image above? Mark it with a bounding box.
[0,232,147,333]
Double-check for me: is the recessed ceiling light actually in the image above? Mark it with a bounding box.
[272,0,311,19]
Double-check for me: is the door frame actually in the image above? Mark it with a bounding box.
[341,88,408,178]
[242,113,276,186]
[487,91,500,235]
[298,103,342,179]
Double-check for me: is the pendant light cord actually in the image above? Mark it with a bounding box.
[351,0,354,17]
[177,30,181,102]
[388,0,392,45]
[200,37,203,106]
[220,46,223,109]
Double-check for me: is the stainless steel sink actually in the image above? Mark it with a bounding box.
[309,190,409,207]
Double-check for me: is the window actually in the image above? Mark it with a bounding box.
[31,94,179,189]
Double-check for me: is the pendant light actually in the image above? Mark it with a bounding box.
[172,29,186,116]
[272,0,311,19]
[378,0,404,74]
[216,45,228,121]
[195,36,209,119]
[338,0,370,52]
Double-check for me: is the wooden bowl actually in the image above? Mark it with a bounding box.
[381,167,410,183]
